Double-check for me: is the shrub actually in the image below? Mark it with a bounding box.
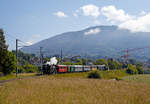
[115,76,123,81]
[17,66,25,73]
[137,67,144,74]
[88,71,101,79]
[23,64,38,73]
[126,64,138,75]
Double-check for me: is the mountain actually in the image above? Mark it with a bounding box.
[22,25,150,61]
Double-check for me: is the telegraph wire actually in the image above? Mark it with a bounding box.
[5,33,31,48]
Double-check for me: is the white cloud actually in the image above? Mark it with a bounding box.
[53,11,68,18]
[84,28,101,35]
[26,40,34,46]
[119,13,150,32]
[101,5,134,22]
[101,5,150,32]
[80,4,100,17]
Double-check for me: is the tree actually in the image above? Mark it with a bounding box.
[136,65,144,74]
[73,59,82,65]
[62,61,73,65]
[108,59,121,70]
[0,29,8,73]
[0,29,7,49]
[2,51,16,75]
[94,59,108,65]
[126,64,138,74]
[0,29,16,75]
[23,64,38,73]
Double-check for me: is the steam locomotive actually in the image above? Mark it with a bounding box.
[42,64,107,75]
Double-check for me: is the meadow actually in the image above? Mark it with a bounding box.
[123,74,150,84]
[0,71,150,104]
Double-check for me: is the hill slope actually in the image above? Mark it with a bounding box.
[22,25,150,60]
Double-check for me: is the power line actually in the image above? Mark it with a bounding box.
[5,33,18,40]
[40,47,43,74]
[5,33,30,46]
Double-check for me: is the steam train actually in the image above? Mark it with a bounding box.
[42,64,107,75]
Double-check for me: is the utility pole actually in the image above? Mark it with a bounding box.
[16,39,18,77]
[60,49,63,64]
[126,48,129,64]
[85,53,88,65]
[40,47,43,73]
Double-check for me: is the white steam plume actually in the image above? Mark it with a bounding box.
[46,57,58,65]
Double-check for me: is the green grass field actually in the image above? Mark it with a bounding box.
[51,70,128,79]
[0,71,150,104]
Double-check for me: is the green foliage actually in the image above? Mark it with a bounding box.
[136,66,144,74]
[108,59,122,70]
[94,59,108,66]
[62,61,73,65]
[2,51,17,75]
[126,64,138,75]
[0,29,16,75]
[11,50,39,74]
[52,70,128,80]
[100,70,128,79]
[122,63,128,69]
[14,64,38,73]
[18,66,25,73]
[88,70,101,79]
[74,59,82,65]
[12,50,38,66]
[62,58,86,65]
[23,64,38,73]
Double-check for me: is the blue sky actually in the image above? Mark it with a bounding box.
[0,0,150,50]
